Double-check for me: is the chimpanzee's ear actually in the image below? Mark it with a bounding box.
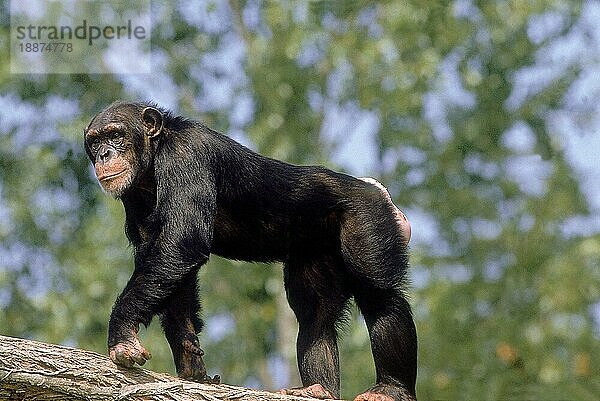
[142,107,164,138]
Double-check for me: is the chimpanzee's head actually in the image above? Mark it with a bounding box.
[84,102,163,198]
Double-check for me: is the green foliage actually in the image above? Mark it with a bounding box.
[1,1,598,400]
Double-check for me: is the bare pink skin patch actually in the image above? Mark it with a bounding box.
[359,177,411,246]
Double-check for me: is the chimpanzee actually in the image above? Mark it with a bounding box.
[83,101,417,401]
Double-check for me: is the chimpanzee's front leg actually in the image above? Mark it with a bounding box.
[160,277,220,383]
[107,267,158,368]
[107,240,211,369]
[108,180,216,368]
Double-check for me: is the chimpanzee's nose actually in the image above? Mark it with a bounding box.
[96,145,116,164]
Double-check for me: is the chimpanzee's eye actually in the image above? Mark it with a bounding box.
[110,132,125,146]
[90,139,101,153]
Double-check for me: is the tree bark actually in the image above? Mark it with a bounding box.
[0,335,310,401]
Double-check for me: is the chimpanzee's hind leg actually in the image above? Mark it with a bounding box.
[341,189,417,401]
[352,287,417,401]
[160,276,219,383]
[279,254,352,399]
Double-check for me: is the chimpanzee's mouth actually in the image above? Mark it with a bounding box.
[98,170,127,181]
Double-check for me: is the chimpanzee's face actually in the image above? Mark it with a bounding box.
[84,103,150,197]
[84,103,163,197]
[84,121,137,197]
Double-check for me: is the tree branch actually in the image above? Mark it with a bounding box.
[0,335,311,401]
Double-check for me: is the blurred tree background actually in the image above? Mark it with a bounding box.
[1,1,599,400]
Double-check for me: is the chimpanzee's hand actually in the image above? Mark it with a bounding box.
[109,331,152,368]
[174,332,220,384]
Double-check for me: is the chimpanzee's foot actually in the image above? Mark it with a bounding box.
[278,383,335,399]
[177,333,220,384]
[354,392,393,401]
[353,384,416,401]
[109,333,151,368]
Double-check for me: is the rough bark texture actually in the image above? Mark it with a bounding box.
[0,335,311,401]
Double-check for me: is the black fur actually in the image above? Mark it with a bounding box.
[84,101,417,400]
